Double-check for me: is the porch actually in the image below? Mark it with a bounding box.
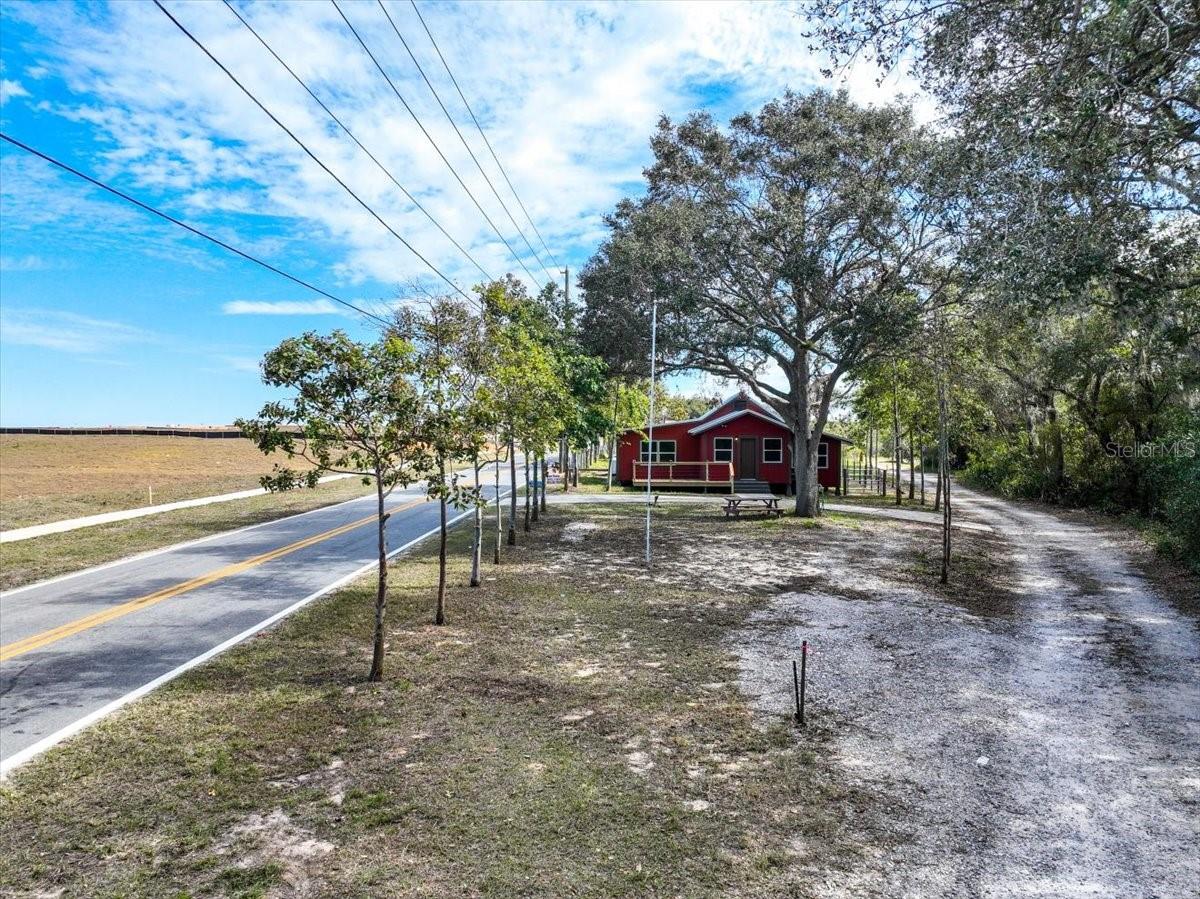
[631,461,735,492]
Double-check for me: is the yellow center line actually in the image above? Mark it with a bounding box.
[0,497,428,662]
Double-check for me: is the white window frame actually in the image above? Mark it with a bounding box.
[817,441,829,469]
[639,439,677,463]
[713,437,733,463]
[763,437,783,464]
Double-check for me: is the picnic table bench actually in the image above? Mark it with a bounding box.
[722,493,783,518]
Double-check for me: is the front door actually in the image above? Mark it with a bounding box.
[737,437,758,479]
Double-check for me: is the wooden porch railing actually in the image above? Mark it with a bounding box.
[632,461,735,492]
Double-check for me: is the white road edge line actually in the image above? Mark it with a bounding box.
[0,461,501,599]
[0,474,358,544]
[0,497,504,778]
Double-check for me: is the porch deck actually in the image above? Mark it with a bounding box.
[631,461,735,492]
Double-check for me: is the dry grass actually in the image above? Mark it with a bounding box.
[0,435,324,529]
[0,504,890,898]
[0,478,374,592]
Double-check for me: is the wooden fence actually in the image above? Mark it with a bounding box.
[841,465,888,496]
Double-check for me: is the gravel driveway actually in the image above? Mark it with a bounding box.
[733,485,1199,898]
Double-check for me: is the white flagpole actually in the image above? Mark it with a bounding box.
[645,294,658,568]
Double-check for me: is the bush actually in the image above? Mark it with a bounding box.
[962,433,1054,500]
[1142,416,1200,569]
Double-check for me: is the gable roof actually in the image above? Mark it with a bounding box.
[627,388,854,444]
[662,390,784,428]
[687,407,789,435]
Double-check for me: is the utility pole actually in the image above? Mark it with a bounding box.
[645,292,658,569]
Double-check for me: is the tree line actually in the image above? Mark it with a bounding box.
[237,277,622,681]
[577,1,1197,566]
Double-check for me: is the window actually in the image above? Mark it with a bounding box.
[713,437,733,462]
[639,440,677,463]
[763,437,783,464]
[817,441,829,469]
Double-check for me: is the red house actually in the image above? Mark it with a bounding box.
[615,391,851,493]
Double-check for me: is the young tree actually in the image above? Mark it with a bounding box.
[479,277,564,552]
[581,91,961,515]
[601,380,650,490]
[392,297,489,626]
[237,331,424,682]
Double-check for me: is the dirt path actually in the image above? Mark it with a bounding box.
[733,485,1199,898]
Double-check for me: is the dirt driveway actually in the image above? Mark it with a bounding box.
[733,485,1199,898]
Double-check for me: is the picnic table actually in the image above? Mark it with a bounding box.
[722,493,783,518]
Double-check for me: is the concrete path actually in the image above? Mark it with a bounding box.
[0,474,358,543]
[0,467,515,774]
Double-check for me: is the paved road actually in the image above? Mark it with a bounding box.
[0,470,515,772]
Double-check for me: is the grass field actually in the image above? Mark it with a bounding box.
[0,435,324,530]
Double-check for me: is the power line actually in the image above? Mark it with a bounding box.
[376,0,554,282]
[221,0,494,285]
[330,0,542,287]
[409,0,562,271]
[0,132,392,327]
[154,0,475,305]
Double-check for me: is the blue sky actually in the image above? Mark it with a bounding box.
[0,0,921,425]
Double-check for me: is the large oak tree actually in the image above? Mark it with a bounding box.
[581,90,959,515]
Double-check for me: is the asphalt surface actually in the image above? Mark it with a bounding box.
[0,470,515,769]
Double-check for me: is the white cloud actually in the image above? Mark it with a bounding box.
[1,0,934,292]
[0,308,155,354]
[217,355,263,374]
[222,299,341,315]
[0,77,29,104]
[0,254,49,271]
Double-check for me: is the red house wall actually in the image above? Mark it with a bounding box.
[616,397,847,491]
[693,415,792,484]
[821,437,841,489]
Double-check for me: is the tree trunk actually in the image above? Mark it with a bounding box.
[933,459,942,511]
[508,437,518,545]
[606,427,616,492]
[937,336,951,585]
[540,449,548,513]
[470,453,482,587]
[907,428,915,500]
[436,460,448,625]
[493,438,502,564]
[368,469,388,682]
[792,426,820,517]
[531,456,540,523]
[1047,402,1065,500]
[920,444,926,506]
[892,362,902,505]
[560,438,569,492]
[523,447,531,532]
